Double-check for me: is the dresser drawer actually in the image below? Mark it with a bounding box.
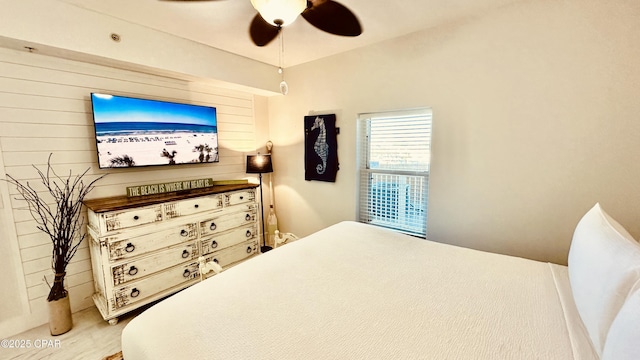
[113,261,200,309]
[199,205,257,237]
[200,224,257,255]
[224,189,256,207]
[105,223,198,261]
[95,205,163,233]
[204,239,259,269]
[164,194,223,219]
[111,242,199,285]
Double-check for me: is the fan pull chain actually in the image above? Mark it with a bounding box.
[278,30,288,95]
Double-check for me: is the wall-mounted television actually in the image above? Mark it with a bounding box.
[90,93,219,169]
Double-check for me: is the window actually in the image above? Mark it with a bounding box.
[357,108,432,237]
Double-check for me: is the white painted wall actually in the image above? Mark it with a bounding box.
[0,47,270,338]
[268,0,640,265]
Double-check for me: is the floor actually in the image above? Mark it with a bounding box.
[2,306,139,360]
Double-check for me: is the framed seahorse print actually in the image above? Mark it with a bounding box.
[304,114,339,182]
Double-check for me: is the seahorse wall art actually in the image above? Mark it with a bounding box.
[304,114,339,182]
[311,116,328,174]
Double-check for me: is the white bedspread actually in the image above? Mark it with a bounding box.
[122,221,598,360]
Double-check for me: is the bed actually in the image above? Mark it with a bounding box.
[121,203,640,359]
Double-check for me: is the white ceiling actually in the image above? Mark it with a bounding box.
[56,0,522,67]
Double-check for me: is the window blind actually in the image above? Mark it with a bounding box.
[357,108,432,237]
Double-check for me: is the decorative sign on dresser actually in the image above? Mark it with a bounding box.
[83,184,260,324]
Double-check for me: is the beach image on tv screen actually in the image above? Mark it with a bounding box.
[91,94,218,168]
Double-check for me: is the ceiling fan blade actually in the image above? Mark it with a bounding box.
[249,14,281,46]
[302,0,362,37]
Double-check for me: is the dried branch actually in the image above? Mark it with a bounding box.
[4,154,106,301]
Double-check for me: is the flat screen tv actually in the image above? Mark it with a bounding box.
[90,93,219,169]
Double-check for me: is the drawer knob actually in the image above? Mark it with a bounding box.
[213,258,219,264]
[180,229,189,237]
[181,249,190,259]
[239,196,244,200]
[210,222,217,231]
[246,230,252,237]
[128,266,138,276]
[133,215,139,220]
[125,243,136,253]
[130,288,140,298]
[183,269,191,278]
[245,214,251,221]
[211,240,218,249]
[194,204,199,208]
[246,246,252,254]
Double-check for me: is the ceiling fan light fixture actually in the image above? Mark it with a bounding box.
[250,0,307,27]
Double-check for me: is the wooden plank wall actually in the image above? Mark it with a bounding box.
[0,47,257,327]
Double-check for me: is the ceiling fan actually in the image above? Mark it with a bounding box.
[161,0,362,46]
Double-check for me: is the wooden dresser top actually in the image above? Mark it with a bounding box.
[83,183,259,213]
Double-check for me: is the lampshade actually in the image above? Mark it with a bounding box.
[246,154,273,174]
[250,0,306,27]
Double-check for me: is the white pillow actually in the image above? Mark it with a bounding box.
[568,203,640,355]
[602,279,640,360]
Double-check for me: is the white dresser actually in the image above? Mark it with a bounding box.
[84,184,260,324]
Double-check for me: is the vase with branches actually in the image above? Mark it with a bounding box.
[4,154,105,334]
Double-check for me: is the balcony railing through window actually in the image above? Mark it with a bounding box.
[360,170,428,236]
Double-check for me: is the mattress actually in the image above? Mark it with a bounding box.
[122,221,598,360]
